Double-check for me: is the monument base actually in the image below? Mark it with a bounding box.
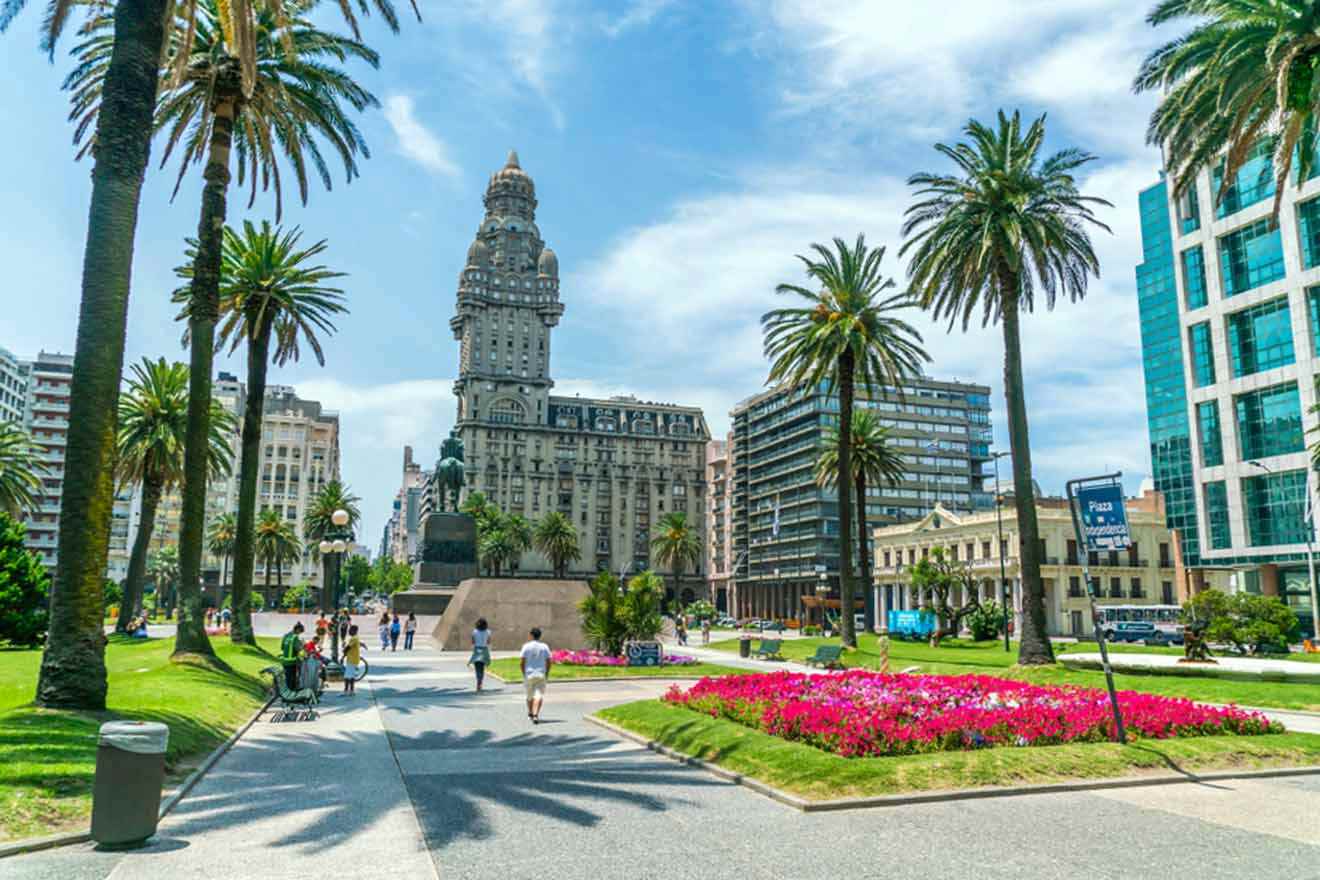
[431,577,591,651]
[390,588,457,616]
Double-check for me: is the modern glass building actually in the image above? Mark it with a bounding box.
[1136,156,1320,626]
[728,377,992,620]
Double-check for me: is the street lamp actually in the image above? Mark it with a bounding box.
[817,571,830,637]
[1247,461,1319,639]
[321,508,352,666]
[991,451,1012,653]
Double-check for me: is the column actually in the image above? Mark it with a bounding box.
[1013,578,1024,638]
[879,585,889,631]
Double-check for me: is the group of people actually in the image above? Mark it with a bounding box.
[279,609,368,696]
[673,616,711,647]
[204,607,232,632]
[376,612,417,651]
[465,620,552,724]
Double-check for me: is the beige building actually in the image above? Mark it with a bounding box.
[872,490,1231,637]
[705,438,735,611]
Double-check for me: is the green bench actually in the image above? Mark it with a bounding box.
[803,644,844,669]
[752,638,784,660]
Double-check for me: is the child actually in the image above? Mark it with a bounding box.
[343,625,363,695]
[378,613,390,650]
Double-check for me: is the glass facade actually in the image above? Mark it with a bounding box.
[1310,286,1320,357]
[1298,197,1320,269]
[1234,382,1304,461]
[1218,219,1286,296]
[1243,469,1309,546]
[1212,139,1275,218]
[1196,400,1223,467]
[1226,297,1295,377]
[1178,186,1201,235]
[1188,321,1216,387]
[1180,245,1208,310]
[1136,181,1202,565]
[1204,480,1232,550]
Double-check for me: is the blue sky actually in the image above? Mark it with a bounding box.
[0,0,1174,546]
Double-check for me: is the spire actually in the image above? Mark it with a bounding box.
[505,149,520,169]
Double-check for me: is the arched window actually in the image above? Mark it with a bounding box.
[490,399,526,424]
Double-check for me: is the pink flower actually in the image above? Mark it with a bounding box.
[551,649,700,667]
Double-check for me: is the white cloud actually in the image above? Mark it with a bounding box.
[450,0,567,130]
[383,95,462,179]
[601,0,674,37]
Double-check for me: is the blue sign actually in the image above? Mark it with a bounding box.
[887,610,937,638]
[626,641,663,667]
[1077,483,1131,551]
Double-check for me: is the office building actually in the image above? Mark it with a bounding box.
[0,346,28,425]
[705,438,735,611]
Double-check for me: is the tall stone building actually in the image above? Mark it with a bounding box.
[444,152,711,593]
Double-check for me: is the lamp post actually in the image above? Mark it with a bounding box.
[320,508,352,665]
[992,451,1011,653]
[817,571,830,637]
[1247,461,1319,639]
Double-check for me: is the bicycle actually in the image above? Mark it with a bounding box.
[344,657,369,681]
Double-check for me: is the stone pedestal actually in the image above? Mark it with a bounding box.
[390,588,456,616]
[391,512,478,616]
[431,578,591,652]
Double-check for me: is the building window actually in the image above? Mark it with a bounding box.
[1068,576,1082,597]
[882,550,891,567]
[981,541,991,559]
[1109,577,1123,598]
[490,399,526,424]
[1211,138,1275,219]
[1196,400,1224,468]
[1227,297,1294,377]
[1159,542,1171,567]
[1181,245,1208,310]
[1188,322,1216,387]
[1298,197,1320,269]
[1243,469,1309,547]
[1162,581,1175,604]
[1178,186,1201,235]
[1066,539,1078,564]
[965,542,974,560]
[1218,219,1286,296]
[1308,286,1320,358]
[1204,480,1232,550]
[1234,382,1303,461]
[1130,577,1143,598]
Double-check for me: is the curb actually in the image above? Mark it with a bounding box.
[0,694,274,860]
[585,715,1320,812]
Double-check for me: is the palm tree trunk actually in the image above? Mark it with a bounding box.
[35,0,171,711]
[855,471,873,635]
[264,559,272,608]
[117,479,162,633]
[230,321,274,646]
[174,98,239,659]
[837,351,857,648]
[219,553,229,611]
[1001,294,1053,665]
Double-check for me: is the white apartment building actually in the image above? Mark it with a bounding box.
[705,438,735,612]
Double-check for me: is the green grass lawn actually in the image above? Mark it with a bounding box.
[597,699,1320,801]
[0,634,279,842]
[487,657,751,682]
[710,635,1320,711]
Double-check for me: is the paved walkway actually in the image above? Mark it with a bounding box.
[10,641,1320,879]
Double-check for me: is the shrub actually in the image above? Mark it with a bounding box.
[1184,588,1298,654]
[102,578,123,612]
[683,599,717,621]
[0,512,50,646]
[966,600,1006,642]
[281,581,315,611]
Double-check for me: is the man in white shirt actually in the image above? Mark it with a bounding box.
[519,627,553,723]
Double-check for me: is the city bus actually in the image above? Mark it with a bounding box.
[1096,604,1183,643]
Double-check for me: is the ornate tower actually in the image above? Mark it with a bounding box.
[450,151,564,429]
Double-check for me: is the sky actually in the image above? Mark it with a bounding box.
[0,0,1177,550]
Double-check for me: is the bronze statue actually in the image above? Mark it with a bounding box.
[436,429,465,512]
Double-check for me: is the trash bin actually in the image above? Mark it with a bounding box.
[739,638,751,659]
[91,721,170,848]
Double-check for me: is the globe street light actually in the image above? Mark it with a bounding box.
[321,508,353,668]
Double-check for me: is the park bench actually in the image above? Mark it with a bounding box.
[262,666,319,722]
[803,644,844,669]
[752,638,784,661]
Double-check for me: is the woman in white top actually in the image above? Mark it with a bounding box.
[469,618,492,692]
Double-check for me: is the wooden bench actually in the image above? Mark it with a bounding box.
[752,638,784,660]
[803,644,844,669]
[263,666,319,722]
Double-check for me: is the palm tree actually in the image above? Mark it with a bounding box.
[534,511,581,578]
[115,358,233,633]
[215,223,346,644]
[478,524,518,577]
[0,422,47,519]
[503,513,533,574]
[303,480,361,617]
[814,408,905,633]
[206,512,238,609]
[650,512,702,610]
[763,237,930,648]
[901,111,1110,665]
[460,491,499,529]
[12,0,410,716]
[255,508,301,604]
[1134,0,1320,218]
[147,544,181,617]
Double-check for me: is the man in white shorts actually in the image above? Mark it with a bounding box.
[520,627,553,723]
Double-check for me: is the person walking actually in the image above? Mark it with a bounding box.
[280,622,306,690]
[519,627,552,723]
[676,617,688,647]
[338,609,350,645]
[404,612,418,650]
[701,617,711,646]
[342,624,364,695]
[378,612,390,650]
[220,606,232,633]
[469,618,492,692]
[389,614,402,652]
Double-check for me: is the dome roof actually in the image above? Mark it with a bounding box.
[466,238,488,266]
[538,247,559,277]
[490,150,533,188]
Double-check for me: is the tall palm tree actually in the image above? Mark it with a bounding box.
[12,0,410,716]
[478,524,518,576]
[206,511,238,609]
[534,511,581,578]
[255,508,300,603]
[503,513,533,574]
[763,237,929,648]
[66,0,376,660]
[115,358,233,633]
[215,223,346,644]
[1134,0,1320,218]
[901,111,1110,665]
[650,511,702,610]
[814,408,905,633]
[303,479,360,616]
[0,422,47,519]
[147,544,181,617]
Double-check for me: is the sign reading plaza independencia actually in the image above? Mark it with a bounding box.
[1077,483,1131,551]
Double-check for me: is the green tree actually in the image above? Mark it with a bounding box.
[214,224,347,644]
[1134,0,1320,219]
[255,508,300,602]
[763,236,929,648]
[147,545,181,617]
[0,512,51,647]
[280,579,314,611]
[0,422,47,519]
[622,570,665,644]
[103,578,124,614]
[206,512,238,609]
[303,480,361,614]
[650,511,702,609]
[908,547,981,646]
[460,491,499,532]
[534,511,581,578]
[383,560,413,595]
[814,408,905,633]
[115,357,234,634]
[901,111,1110,665]
[478,520,518,577]
[578,570,629,655]
[1185,588,1300,655]
[342,554,372,596]
[966,600,1007,642]
[504,513,533,573]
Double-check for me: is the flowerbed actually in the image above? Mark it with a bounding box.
[663,670,1281,757]
[553,649,698,667]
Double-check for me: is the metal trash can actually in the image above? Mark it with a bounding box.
[91,721,170,848]
[739,638,751,659]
